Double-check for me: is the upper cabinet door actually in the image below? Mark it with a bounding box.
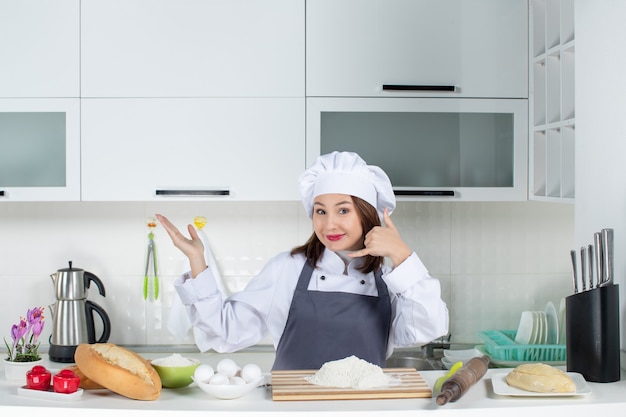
[306,97,528,201]
[0,0,79,97]
[81,98,304,201]
[306,0,528,98]
[81,0,304,98]
[0,99,81,201]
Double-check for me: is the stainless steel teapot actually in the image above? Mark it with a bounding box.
[51,261,107,300]
[48,261,111,363]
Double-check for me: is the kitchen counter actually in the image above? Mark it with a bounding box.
[2,351,626,416]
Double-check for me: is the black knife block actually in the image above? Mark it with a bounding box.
[565,284,620,382]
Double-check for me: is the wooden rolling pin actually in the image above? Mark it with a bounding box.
[435,356,490,405]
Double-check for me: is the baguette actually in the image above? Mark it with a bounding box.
[505,363,576,393]
[74,343,162,400]
[64,365,105,390]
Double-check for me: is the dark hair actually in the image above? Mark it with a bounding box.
[290,196,383,274]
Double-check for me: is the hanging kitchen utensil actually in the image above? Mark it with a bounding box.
[144,216,159,300]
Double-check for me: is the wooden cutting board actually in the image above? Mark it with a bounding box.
[271,368,431,401]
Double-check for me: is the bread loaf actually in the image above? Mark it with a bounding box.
[74,343,162,400]
[505,363,576,393]
[64,365,105,390]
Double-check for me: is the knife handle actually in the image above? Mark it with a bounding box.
[570,249,578,293]
[580,247,587,292]
[587,245,594,290]
[594,232,603,288]
[601,228,614,286]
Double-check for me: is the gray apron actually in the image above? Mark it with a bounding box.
[272,260,392,370]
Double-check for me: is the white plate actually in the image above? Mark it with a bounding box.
[539,311,548,345]
[17,386,84,402]
[442,348,482,361]
[514,311,534,344]
[529,312,539,344]
[534,311,548,344]
[193,376,265,400]
[491,372,591,396]
[441,357,464,369]
[545,301,559,344]
[531,311,542,344]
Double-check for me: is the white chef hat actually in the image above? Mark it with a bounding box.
[299,151,396,219]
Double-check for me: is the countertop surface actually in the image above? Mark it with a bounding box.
[2,351,626,416]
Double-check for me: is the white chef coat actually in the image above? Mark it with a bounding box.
[174,249,449,358]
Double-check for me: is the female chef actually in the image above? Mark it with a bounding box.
[156,151,448,370]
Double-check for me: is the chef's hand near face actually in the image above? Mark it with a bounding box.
[155,213,208,278]
[348,208,412,268]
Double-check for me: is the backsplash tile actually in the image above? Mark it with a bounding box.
[0,200,574,349]
[450,202,574,275]
[449,273,570,342]
[392,202,452,275]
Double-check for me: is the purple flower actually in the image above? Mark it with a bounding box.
[27,307,45,342]
[11,319,28,342]
[5,307,46,362]
[27,307,44,325]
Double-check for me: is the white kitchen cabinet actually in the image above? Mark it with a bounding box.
[81,98,304,201]
[307,98,528,201]
[306,0,528,98]
[529,0,575,202]
[0,0,79,98]
[0,99,81,201]
[81,0,304,98]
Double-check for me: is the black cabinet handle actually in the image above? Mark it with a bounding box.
[155,189,230,196]
[382,84,456,92]
[394,190,455,197]
[0,190,4,196]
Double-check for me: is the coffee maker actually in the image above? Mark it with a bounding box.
[48,261,111,363]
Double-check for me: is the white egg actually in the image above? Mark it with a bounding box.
[209,373,229,385]
[240,363,262,383]
[193,364,215,383]
[229,376,246,385]
[216,358,238,377]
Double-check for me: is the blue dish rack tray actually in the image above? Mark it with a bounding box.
[478,330,566,363]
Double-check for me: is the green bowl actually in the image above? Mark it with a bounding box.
[152,361,201,389]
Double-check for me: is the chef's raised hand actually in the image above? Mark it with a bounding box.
[155,213,208,278]
[348,208,412,268]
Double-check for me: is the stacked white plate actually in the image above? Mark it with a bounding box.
[441,348,483,369]
[514,302,560,345]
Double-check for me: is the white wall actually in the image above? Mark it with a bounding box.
[575,1,626,358]
[0,200,573,350]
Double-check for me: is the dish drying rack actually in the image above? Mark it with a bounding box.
[478,330,566,362]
